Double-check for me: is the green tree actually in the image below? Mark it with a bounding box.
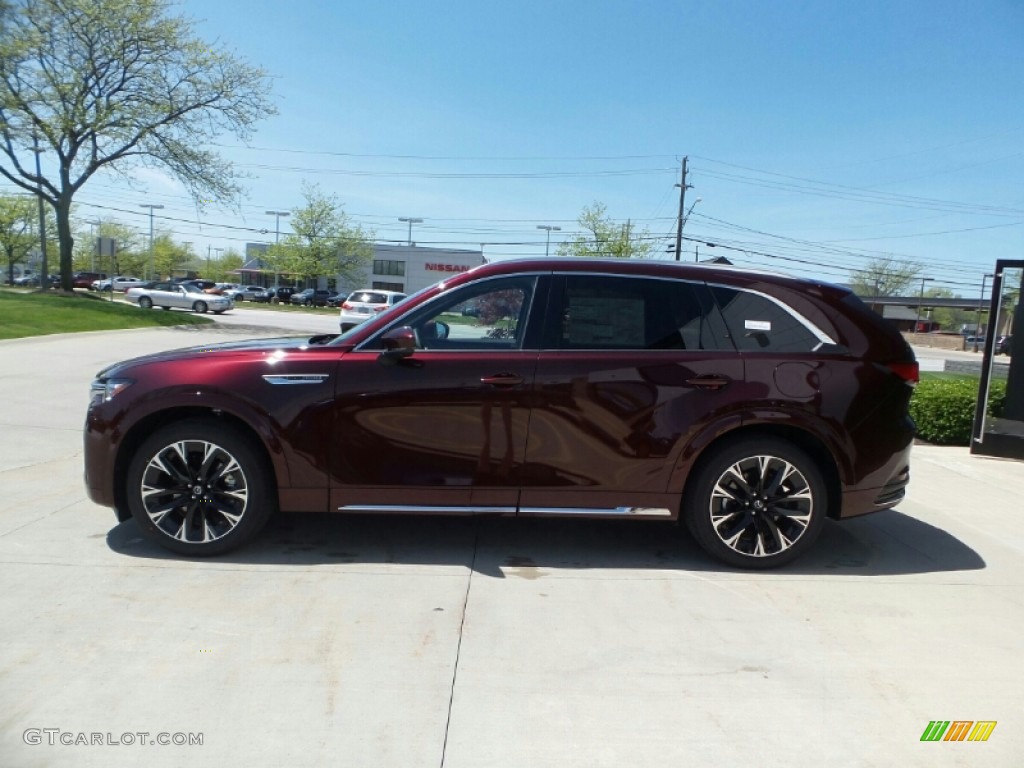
[849,257,921,297]
[557,202,654,259]
[205,248,243,282]
[91,221,144,277]
[151,233,191,280]
[0,193,36,284]
[281,183,373,286]
[0,0,275,290]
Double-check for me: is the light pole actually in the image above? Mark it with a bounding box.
[87,219,101,272]
[32,133,48,290]
[973,273,994,353]
[399,217,423,246]
[915,277,934,333]
[536,225,561,257]
[139,204,164,280]
[211,247,223,280]
[266,210,290,288]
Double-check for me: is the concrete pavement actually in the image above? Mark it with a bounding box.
[1,324,1022,767]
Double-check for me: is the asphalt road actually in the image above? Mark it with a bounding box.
[1,320,1022,767]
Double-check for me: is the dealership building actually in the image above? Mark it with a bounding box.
[239,243,485,295]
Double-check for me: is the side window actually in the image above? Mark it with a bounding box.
[377,276,537,350]
[710,286,821,353]
[556,275,733,351]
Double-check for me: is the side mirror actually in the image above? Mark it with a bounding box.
[378,326,416,365]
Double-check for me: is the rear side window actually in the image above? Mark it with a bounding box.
[553,275,733,351]
[710,286,821,353]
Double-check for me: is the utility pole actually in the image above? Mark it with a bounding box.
[674,156,690,262]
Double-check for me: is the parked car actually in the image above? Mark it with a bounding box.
[996,335,1013,356]
[73,271,107,289]
[124,282,234,313]
[92,275,143,292]
[85,258,918,567]
[290,288,333,307]
[252,286,295,303]
[222,285,266,301]
[174,279,222,295]
[339,289,407,331]
[12,271,38,286]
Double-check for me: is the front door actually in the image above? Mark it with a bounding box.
[329,274,544,513]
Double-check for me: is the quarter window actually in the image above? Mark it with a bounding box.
[710,287,821,353]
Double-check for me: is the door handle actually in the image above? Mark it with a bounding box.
[685,375,731,390]
[481,373,524,387]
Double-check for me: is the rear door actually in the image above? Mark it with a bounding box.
[521,273,741,519]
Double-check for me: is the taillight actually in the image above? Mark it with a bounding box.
[374,305,386,312]
[341,302,353,310]
[887,361,919,387]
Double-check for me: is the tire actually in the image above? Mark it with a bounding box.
[193,300,208,313]
[161,306,170,311]
[124,419,276,556]
[138,296,153,309]
[683,437,827,568]
[340,323,354,332]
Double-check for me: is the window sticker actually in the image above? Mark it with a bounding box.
[745,319,772,332]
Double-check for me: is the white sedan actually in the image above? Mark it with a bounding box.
[125,282,234,313]
[92,275,143,292]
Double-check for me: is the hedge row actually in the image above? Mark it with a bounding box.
[909,377,1007,445]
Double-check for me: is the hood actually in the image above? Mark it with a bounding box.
[96,334,336,378]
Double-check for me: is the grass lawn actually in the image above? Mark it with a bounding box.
[0,290,213,340]
[919,371,978,382]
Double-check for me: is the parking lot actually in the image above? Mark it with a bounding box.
[1,321,1022,767]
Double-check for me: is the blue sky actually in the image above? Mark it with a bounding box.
[63,0,1024,294]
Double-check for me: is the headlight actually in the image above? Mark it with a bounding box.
[89,378,133,406]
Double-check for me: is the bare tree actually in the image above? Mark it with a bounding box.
[0,0,275,290]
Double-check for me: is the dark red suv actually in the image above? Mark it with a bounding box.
[84,258,918,567]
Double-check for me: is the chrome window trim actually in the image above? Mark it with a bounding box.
[556,270,837,348]
[354,269,835,353]
[702,279,837,346]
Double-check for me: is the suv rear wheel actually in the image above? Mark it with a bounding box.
[684,437,827,568]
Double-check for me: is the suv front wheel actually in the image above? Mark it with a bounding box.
[684,437,827,568]
[124,420,275,555]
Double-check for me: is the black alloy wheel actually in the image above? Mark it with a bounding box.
[125,419,275,555]
[684,437,827,568]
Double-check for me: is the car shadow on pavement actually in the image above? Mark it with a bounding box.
[106,506,984,577]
